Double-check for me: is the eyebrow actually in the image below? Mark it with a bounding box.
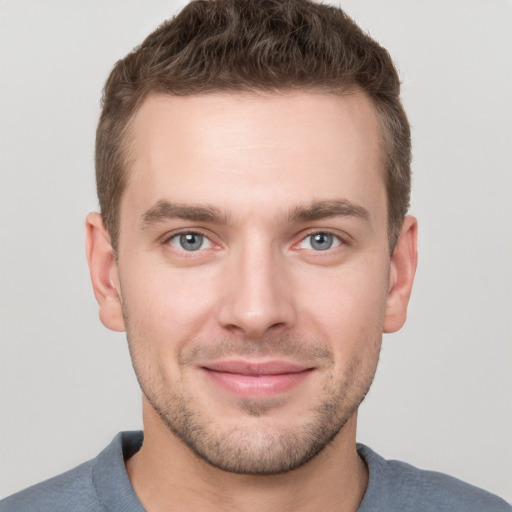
[140,198,370,230]
[287,199,370,223]
[140,200,229,229]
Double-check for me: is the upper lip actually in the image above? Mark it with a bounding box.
[200,360,312,376]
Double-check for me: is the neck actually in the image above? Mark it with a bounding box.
[126,403,368,512]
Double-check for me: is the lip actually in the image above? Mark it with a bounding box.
[199,360,314,398]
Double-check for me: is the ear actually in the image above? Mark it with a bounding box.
[85,212,125,332]
[383,216,418,333]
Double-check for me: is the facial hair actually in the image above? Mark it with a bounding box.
[125,321,381,475]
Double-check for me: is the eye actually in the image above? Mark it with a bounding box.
[298,232,342,251]
[168,232,212,252]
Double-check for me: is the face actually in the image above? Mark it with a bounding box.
[87,91,417,475]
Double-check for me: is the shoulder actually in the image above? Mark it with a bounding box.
[0,459,101,512]
[357,444,511,512]
[0,431,144,512]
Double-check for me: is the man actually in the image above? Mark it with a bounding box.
[1,0,509,510]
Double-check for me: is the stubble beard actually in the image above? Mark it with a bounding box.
[126,327,381,476]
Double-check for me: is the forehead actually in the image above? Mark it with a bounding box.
[122,91,385,223]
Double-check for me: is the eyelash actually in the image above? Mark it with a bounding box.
[164,230,218,253]
[163,229,346,254]
[294,231,344,252]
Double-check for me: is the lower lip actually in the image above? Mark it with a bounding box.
[201,368,313,398]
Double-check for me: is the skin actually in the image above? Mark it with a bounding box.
[86,91,417,512]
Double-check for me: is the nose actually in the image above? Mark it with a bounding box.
[216,241,297,338]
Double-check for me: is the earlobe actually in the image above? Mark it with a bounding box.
[85,212,125,332]
[383,216,418,334]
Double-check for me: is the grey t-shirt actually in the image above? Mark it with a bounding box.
[1,431,509,511]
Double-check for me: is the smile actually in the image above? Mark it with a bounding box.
[199,360,314,397]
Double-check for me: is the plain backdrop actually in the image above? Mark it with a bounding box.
[1,0,511,502]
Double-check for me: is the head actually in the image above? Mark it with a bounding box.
[87,0,417,476]
[95,0,411,254]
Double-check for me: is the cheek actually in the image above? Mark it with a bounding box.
[295,258,390,344]
[119,256,221,344]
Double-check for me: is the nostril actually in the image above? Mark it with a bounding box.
[269,322,286,330]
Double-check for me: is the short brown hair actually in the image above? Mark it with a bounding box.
[96,0,411,252]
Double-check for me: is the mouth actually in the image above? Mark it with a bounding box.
[199,360,315,398]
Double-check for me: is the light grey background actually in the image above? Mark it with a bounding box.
[1,0,511,502]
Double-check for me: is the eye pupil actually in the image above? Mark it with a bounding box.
[311,233,333,251]
[179,233,203,251]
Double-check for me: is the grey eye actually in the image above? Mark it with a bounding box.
[297,232,341,251]
[180,233,203,251]
[309,233,334,251]
[169,232,212,251]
